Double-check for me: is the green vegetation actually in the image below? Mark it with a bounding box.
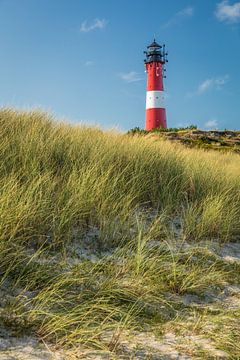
[0,109,240,358]
[128,126,240,154]
[127,125,198,135]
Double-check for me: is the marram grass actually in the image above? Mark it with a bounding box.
[0,108,240,357]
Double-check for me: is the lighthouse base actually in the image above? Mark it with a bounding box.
[145,108,167,131]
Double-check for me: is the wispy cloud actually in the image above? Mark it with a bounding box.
[204,119,219,129]
[198,79,214,93]
[162,6,194,28]
[80,18,108,33]
[198,75,229,93]
[84,60,94,67]
[215,1,240,23]
[119,71,143,83]
[186,75,229,97]
[178,6,194,17]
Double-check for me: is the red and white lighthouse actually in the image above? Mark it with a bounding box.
[144,39,168,130]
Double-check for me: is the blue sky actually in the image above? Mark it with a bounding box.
[0,0,239,130]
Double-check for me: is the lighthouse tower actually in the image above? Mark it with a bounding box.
[144,39,168,130]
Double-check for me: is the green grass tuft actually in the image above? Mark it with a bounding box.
[0,108,240,358]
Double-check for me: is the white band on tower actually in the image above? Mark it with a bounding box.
[146,90,165,109]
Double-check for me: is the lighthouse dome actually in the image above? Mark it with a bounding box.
[144,39,168,65]
[147,39,161,49]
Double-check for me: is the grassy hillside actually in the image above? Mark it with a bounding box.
[128,127,240,154]
[0,109,240,359]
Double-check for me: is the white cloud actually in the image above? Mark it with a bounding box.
[204,119,219,129]
[198,79,214,93]
[80,18,107,33]
[84,60,94,66]
[177,6,194,17]
[198,75,229,93]
[186,75,229,98]
[119,71,143,83]
[162,6,194,28]
[215,1,240,23]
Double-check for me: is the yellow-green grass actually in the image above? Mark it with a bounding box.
[0,108,240,357]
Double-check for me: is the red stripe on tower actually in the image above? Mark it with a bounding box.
[144,39,168,130]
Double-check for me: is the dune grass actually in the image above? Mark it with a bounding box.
[0,108,240,358]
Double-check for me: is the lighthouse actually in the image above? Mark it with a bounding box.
[144,39,168,130]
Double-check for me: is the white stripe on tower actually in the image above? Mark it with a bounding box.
[146,90,165,110]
